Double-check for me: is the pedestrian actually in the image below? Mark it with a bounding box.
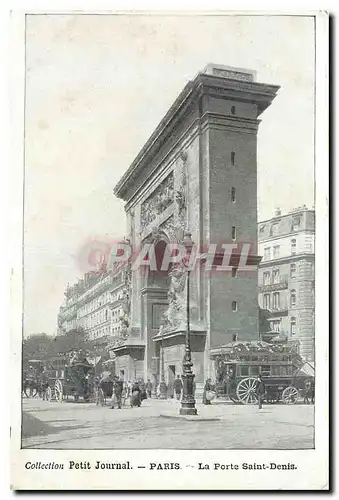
[40,370,49,401]
[174,375,183,400]
[310,379,315,404]
[131,380,142,407]
[304,379,311,404]
[111,376,123,409]
[139,379,147,401]
[167,380,174,399]
[146,379,153,398]
[255,374,266,409]
[202,378,214,405]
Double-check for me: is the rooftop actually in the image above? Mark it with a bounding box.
[114,64,279,201]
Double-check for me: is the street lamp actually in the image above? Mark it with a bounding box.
[132,357,137,380]
[180,232,198,416]
[158,329,167,399]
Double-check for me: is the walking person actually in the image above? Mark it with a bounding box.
[146,379,153,399]
[304,379,311,404]
[40,369,49,401]
[310,378,315,404]
[174,375,183,400]
[255,374,266,409]
[111,376,123,409]
[202,378,214,405]
[131,380,142,407]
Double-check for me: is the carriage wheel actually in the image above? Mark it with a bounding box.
[54,380,63,402]
[45,386,52,402]
[27,387,38,398]
[236,377,258,405]
[282,386,299,404]
[25,385,38,398]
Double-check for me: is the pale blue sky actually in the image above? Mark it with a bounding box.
[24,14,315,335]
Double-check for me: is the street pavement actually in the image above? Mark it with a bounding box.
[21,396,314,450]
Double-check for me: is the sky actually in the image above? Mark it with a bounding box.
[24,14,315,336]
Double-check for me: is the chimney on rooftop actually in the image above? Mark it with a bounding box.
[275,207,282,217]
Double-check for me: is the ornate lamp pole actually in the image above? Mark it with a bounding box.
[158,330,167,399]
[180,232,198,416]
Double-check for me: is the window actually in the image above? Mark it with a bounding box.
[232,267,238,278]
[273,269,280,284]
[271,366,281,376]
[232,301,237,311]
[105,309,108,320]
[271,320,281,332]
[232,226,236,241]
[260,365,271,376]
[264,247,271,261]
[232,334,238,342]
[290,289,297,307]
[250,365,260,376]
[263,294,271,309]
[263,271,271,285]
[291,239,297,255]
[231,187,236,202]
[290,317,297,336]
[273,245,280,258]
[240,366,249,377]
[291,217,301,232]
[231,151,235,165]
[272,292,280,309]
[270,224,279,236]
[290,263,297,278]
[231,105,236,115]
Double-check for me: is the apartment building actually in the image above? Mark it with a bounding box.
[57,265,127,342]
[258,205,315,361]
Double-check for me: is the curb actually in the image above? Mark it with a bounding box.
[158,414,221,422]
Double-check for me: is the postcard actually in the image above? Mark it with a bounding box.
[10,9,329,491]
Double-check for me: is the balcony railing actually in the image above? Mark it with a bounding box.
[263,307,289,316]
[259,280,288,292]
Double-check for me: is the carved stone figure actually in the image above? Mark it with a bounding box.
[118,262,132,337]
[161,262,187,332]
[175,151,188,230]
[140,173,174,228]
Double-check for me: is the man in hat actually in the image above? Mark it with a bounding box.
[146,379,153,399]
[111,376,123,409]
[174,375,183,400]
[255,374,266,409]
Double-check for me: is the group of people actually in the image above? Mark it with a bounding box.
[95,373,151,409]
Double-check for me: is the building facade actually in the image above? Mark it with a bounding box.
[110,64,279,386]
[57,264,129,345]
[258,206,315,361]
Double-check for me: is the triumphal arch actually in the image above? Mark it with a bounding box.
[109,64,279,388]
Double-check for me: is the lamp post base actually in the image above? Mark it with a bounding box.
[179,405,198,416]
[180,371,198,415]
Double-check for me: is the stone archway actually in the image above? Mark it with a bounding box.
[140,229,172,383]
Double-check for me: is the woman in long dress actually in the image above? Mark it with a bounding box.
[130,380,142,407]
[202,378,214,405]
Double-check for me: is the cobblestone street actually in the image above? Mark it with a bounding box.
[22,397,314,450]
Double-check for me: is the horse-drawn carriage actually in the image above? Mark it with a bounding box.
[53,351,94,402]
[94,371,114,406]
[22,359,45,398]
[211,340,314,405]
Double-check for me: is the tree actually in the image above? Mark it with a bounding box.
[51,328,90,355]
[22,333,55,368]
